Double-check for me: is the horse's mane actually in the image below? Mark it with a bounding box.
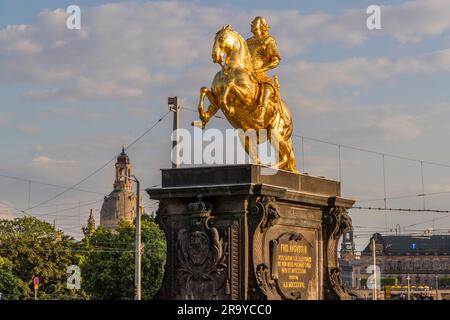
[218,26,253,70]
[230,29,253,70]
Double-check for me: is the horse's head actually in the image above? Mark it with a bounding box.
[212,25,235,65]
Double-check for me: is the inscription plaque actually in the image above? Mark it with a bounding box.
[270,232,315,299]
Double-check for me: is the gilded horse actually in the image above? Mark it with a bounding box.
[197,25,298,172]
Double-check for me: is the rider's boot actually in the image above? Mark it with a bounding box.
[255,86,273,126]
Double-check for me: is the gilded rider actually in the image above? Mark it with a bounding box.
[246,16,281,126]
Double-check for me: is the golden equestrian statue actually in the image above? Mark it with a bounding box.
[197,16,298,172]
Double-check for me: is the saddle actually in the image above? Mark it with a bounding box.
[255,74,280,104]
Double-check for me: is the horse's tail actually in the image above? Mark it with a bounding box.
[273,98,293,139]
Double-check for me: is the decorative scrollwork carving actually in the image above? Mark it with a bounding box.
[250,196,280,233]
[248,196,280,299]
[323,204,353,300]
[255,264,276,296]
[155,201,168,231]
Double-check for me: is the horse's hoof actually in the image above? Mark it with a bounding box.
[200,87,208,94]
[229,107,235,116]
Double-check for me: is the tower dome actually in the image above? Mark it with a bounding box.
[100,147,136,230]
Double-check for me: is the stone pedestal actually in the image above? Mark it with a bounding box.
[147,164,354,300]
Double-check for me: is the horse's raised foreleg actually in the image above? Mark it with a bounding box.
[198,87,219,128]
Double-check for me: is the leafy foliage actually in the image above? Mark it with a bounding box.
[0,256,21,300]
[81,215,166,300]
[0,214,166,300]
[0,216,88,300]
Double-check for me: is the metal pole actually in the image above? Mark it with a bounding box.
[338,144,342,182]
[382,155,388,231]
[435,274,439,300]
[27,180,31,209]
[407,274,411,300]
[301,136,305,173]
[420,161,426,210]
[372,238,377,300]
[133,176,141,300]
[169,96,180,168]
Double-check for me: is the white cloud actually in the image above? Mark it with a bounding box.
[283,50,450,95]
[377,114,423,142]
[242,9,368,57]
[1,1,448,103]
[382,0,450,43]
[278,48,450,115]
[31,156,77,165]
[0,2,225,98]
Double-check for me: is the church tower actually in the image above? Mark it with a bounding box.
[114,146,132,192]
[100,147,137,230]
[340,227,355,258]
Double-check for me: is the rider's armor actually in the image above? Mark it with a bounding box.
[246,35,281,101]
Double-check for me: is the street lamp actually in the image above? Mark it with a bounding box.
[132,175,142,301]
[168,96,180,168]
[435,274,439,300]
[372,238,377,300]
[407,274,411,300]
[125,174,142,300]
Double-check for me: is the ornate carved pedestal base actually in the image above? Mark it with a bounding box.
[147,165,354,300]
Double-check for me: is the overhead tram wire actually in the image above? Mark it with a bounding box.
[18,199,103,211]
[0,173,106,196]
[183,105,450,212]
[26,110,171,211]
[181,105,450,170]
[31,199,104,219]
[404,213,450,228]
[181,106,226,120]
[0,200,27,215]
[10,106,446,218]
[356,189,450,203]
[292,134,450,169]
[351,206,450,214]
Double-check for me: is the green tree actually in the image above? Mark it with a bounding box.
[381,277,398,287]
[81,215,166,299]
[0,256,21,300]
[0,216,88,300]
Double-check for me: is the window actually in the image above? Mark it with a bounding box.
[385,262,391,272]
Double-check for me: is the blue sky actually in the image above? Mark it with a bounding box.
[1,0,450,249]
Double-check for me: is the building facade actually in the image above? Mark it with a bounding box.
[360,233,450,288]
[99,147,137,230]
[339,228,362,289]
